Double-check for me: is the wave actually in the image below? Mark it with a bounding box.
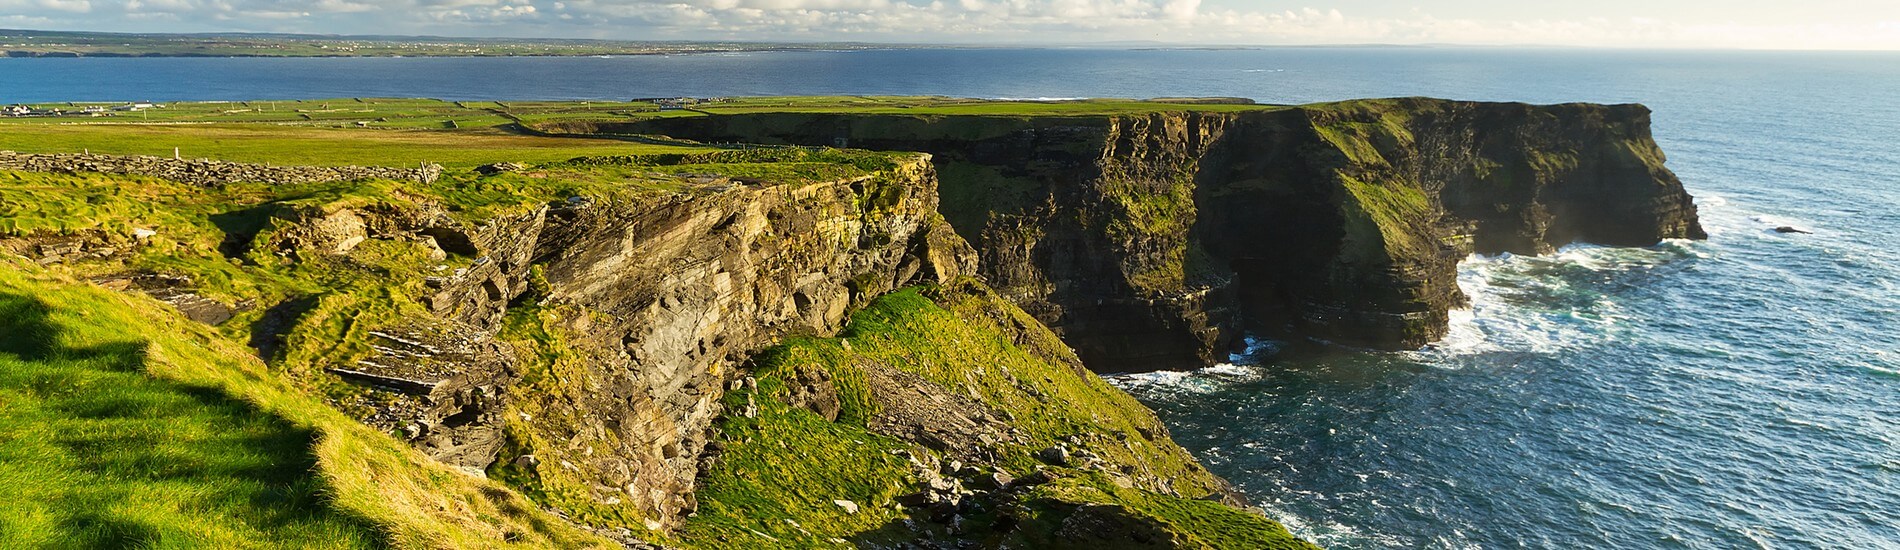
[1419,242,1704,362]
[1106,361,1259,394]
[1856,361,1900,379]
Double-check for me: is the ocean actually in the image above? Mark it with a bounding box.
[4,47,1897,549]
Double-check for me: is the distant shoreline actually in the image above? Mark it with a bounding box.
[0,48,869,59]
[0,27,915,58]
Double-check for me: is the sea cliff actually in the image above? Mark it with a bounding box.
[557,97,1705,369]
[0,97,1701,548]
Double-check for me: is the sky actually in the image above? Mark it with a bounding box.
[3,0,1899,50]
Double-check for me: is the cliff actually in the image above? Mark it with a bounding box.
[0,96,1703,548]
[568,97,1705,368]
[0,144,1308,548]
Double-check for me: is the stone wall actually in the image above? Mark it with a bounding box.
[0,150,440,186]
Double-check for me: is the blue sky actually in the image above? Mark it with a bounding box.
[2,0,1897,49]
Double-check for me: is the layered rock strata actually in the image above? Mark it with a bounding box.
[257,154,975,528]
[570,98,1705,369]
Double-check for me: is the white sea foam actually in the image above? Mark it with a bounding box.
[1419,243,1682,361]
[1106,357,1261,394]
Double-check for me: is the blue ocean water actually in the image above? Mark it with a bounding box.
[4,48,1897,548]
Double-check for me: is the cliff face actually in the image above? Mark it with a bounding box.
[1202,100,1706,347]
[1,97,1703,547]
[226,153,976,531]
[594,98,1705,366]
[584,113,1243,372]
[493,157,976,527]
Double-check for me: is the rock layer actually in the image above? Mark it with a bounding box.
[258,154,974,528]
[575,97,1705,369]
[511,157,973,524]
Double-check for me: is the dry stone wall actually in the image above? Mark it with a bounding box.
[0,150,440,186]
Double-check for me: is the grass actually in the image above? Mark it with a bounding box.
[0,171,216,238]
[683,96,1277,117]
[1337,173,1435,263]
[0,288,383,549]
[681,281,1312,548]
[0,123,701,168]
[0,260,613,548]
[681,362,916,547]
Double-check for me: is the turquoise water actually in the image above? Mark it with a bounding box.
[5,48,1897,548]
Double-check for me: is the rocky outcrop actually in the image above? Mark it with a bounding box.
[0,150,439,186]
[260,154,975,529]
[509,157,973,527]
[0,228,150,265]
[577,97,1705,368]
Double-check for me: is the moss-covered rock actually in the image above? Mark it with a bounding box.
[685,281,1315,549]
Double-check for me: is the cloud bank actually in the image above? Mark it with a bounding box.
[2,0,1898,50]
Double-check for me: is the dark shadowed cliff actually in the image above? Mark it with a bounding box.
[556,98,1705,371]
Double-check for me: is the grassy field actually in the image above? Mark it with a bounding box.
[0,123,706,168]
[683,95,1277,116]
[0,261,614,548]
[0,286,383,548]
[3,96,1278,132]
[0,96,1283,172]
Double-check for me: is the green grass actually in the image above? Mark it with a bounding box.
[0,123,702,168]
[0,261,614,548]
[0,171,216,238]
[0,289,383,549]
[681,364,916,548]
[681,281,1311,548]
[686,96,1275,117]
[1337,173,1436,263]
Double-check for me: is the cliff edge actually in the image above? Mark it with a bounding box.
[570,97,1705,369]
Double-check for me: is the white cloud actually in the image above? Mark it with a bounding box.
[3,1,1898,50]
[33,0,93,13]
